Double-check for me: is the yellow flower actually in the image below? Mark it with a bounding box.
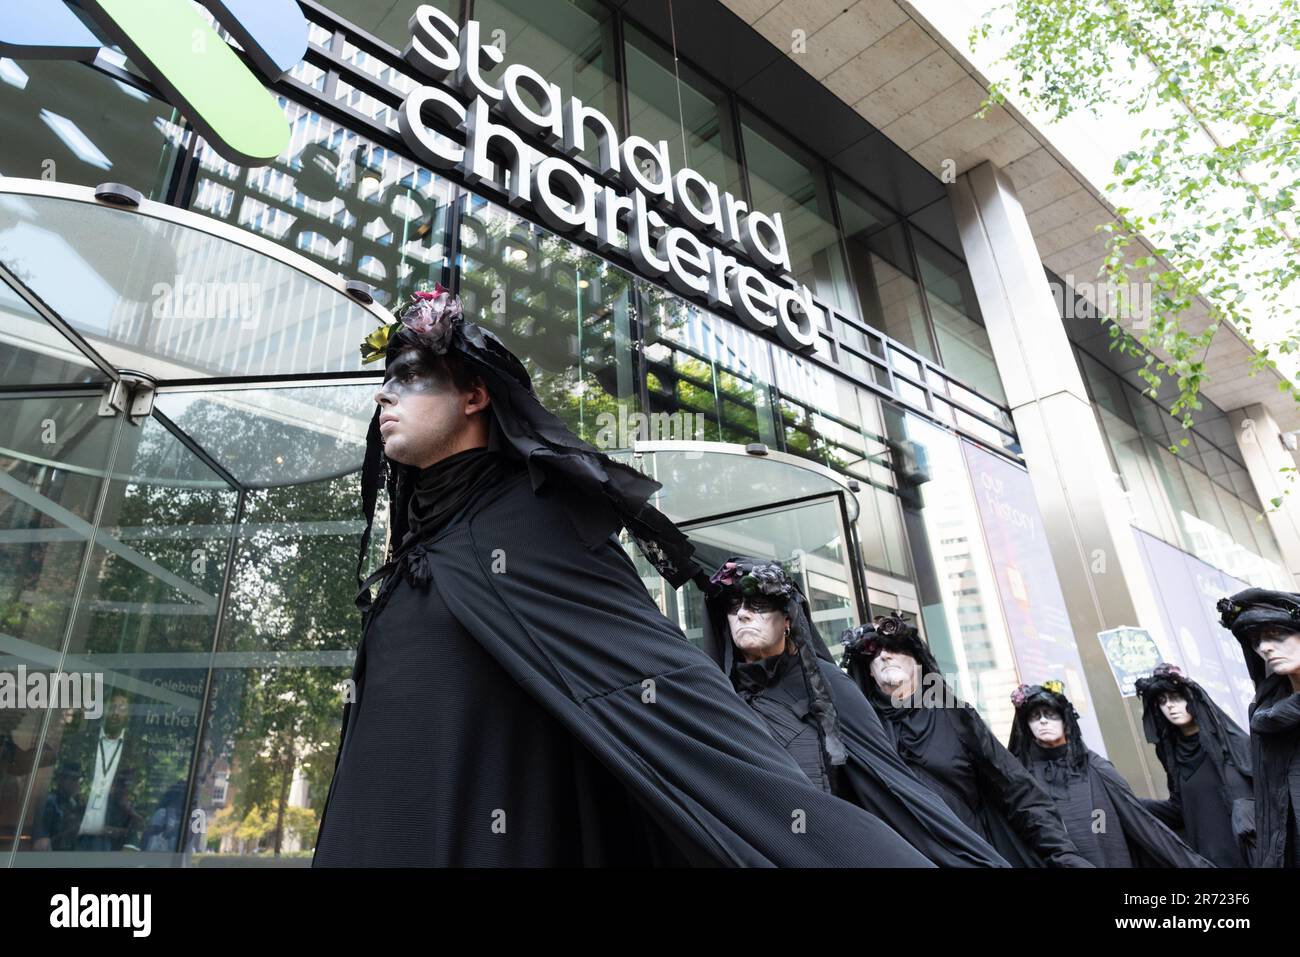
[360,322,398,364]
[1043,679,1065,695]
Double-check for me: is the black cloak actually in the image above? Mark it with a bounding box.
[1134,664,1254,867]
[698,556,1010,868]
[841,621,1092,868]
[1218,587,1300,868]
[312,292,939,867]
[1008,683,1213,868]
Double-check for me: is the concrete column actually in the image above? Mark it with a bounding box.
[1228,403,1300,586]
[948,160,1169,794]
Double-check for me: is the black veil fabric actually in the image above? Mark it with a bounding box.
[356,319,704,612]
[1135,670,1253,790]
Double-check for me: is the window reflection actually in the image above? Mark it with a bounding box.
[0,58,185,196]
[642,284,778,447]
[458,195,639,444]
[623,24,743,198]
[741,110,852,314]
[191,102,454,306]
[912,229,1005,403]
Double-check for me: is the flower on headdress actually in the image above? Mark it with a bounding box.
[359,284,466,364]
[1216,597,1241,628]
[1152,662,1185,681]
[1010,684,1032,709]
[708,561,740,587]
[1042,679,1065,696]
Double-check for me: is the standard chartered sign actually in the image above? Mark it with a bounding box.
[397,5,820,354]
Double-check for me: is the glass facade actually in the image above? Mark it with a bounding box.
[1075,348,1290,589]
[2,0,1283,868]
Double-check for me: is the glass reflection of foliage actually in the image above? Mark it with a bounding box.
[778,396,869,478]
[457,200,636,444]
[166,394,368,858]
[641,283,773,446]
[190,471,360,859]
[192,108,453,307]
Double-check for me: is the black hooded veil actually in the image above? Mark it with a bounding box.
[840,621,1092,868]
[1007,684,1213,868]
[698,556,1010,868]
[312,296,944,867]
[1218,588,1300,868]
[1134,665,1254,867]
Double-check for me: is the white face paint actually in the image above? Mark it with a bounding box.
[726,594,789,663]
[1253,625,1300,680]
[869,649,920,703]
[1027,704,1066,748]
[1158,692,1197,733]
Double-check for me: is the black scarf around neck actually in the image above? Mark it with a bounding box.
[405,447,520,542]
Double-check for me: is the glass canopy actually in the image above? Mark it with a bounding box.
[0,183,389,381]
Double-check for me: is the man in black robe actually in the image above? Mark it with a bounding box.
[698,557,1009,867]
[841,616,1092,867]
[1134,663,1254,867]
[1217,588,1300,868]
[1007,681,1212,868]
[311,286,935,867]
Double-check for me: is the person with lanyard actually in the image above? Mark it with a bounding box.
[1217,588,1300,868]
[1007,680,1212,868]
[75,690,139,851]
[1134,662,1254,867]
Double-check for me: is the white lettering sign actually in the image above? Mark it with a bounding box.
[397,5,820,353]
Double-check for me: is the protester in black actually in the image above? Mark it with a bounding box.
[311,286,937,867]
[841,616,1091,867]
[1008,681,1212,868]
[1134,663,1254,866]
[1218,588,1300,868]
[699,557,1009,867]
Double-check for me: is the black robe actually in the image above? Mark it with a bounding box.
[1245,679,1300,868]
[728,647,1010,868]
[1024,741,1213,867]
[313,468,937,867]
[1140,730,1253,867]
[869,700,1091,867]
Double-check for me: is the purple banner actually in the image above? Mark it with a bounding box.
[1131,529,1256,728]
[961,440,1107,755]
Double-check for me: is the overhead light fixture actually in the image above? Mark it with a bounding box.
[577,279,589,289]
[94,182,143,208]
[344,280,375,305]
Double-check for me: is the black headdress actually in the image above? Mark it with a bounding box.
[356,285,703,609]
[840,615,941,679]
[700,557,847,768]
[1007,681,1088,772]
[1134,662,1252,786]
[1216,587,1300,688]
